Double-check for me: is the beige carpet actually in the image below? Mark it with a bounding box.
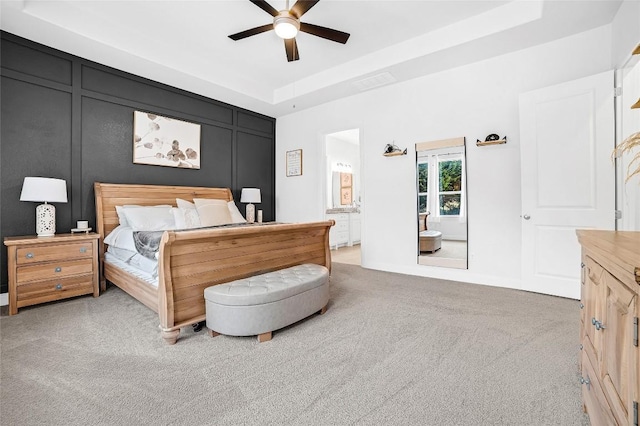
[1,264,589,425]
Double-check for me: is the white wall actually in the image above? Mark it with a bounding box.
[276,25,613,290]
[611,0,640,68]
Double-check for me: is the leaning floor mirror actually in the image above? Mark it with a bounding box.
[415,137,468,269]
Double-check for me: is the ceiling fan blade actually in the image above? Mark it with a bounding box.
[284,38,300,62]
[290,0,320,19]
[229,24,273,41]
[249,0,279,17]
[299,22,350,44]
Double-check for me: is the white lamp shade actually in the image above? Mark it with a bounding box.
[20,177,68,203]
[240,188,261,204]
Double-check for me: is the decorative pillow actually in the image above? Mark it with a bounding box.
[193,198,232,226]
[121,206,175,231]
[176,198,195,210]
[227,201,246,224]
[116,205,171,227]
[104,225,137,252]
[171,207,201,229]
[173,198,201,229]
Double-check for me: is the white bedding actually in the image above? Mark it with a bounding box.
[104,252,159,288]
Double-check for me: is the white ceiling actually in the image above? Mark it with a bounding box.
[0,0,622,118]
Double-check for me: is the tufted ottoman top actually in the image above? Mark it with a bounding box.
[204,263,329,306]
[419,230,442,238]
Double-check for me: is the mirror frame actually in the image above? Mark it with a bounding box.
[415,137,468,269]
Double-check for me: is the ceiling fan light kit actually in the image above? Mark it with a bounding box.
[229,0,350,62]
[274,12,300,39]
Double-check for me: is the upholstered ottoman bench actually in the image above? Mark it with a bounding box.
[204,263,330,342]
[419,230,442,253]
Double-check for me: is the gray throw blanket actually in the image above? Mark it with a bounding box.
[132,222,271,260]
[132,231,164,260]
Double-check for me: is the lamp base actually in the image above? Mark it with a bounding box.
[36,203,56,237]
[246,203,255,223]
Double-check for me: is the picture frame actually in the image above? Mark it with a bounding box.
[133,111,201,169]
[286,149,303,177]
[340,187,352,205]
[340,172,352,187]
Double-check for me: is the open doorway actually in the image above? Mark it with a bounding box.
[323,129,361,266]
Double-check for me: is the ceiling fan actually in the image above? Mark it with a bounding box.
[228,0,350,62]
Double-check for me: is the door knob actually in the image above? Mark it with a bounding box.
[522,214,531,220]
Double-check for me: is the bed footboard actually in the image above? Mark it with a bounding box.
[157,221,333,344]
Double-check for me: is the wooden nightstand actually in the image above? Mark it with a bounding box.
[4,233,100,315]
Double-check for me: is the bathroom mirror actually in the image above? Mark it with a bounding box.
[415,137,468,269]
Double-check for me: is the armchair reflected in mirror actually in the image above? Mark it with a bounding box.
[416,137,468,269]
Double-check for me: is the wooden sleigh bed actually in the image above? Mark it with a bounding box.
[94,183,333,344]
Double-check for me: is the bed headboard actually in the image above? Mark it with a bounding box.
[94,182,233,240]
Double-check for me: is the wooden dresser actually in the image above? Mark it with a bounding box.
[577,230,640,425]
[4,233,100,315]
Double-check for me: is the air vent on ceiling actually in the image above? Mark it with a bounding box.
[352,72,397,92]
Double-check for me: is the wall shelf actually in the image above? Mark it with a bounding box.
[476,139,507,147]
[383,151,407,157]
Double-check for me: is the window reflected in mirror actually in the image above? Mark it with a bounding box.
[416,137,468,269]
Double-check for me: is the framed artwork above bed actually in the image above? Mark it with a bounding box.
[133,111,201,169]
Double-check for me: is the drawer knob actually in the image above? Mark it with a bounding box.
[579,303,584,309]
[592,318,606,331]
[55,284,62,290]
[80,247,87,253]
[55,267,62,273]
[26,252,34,259]
[579,376,591,390]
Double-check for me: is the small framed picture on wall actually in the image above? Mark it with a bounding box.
[340,187,352,205]
[286,149,303,177]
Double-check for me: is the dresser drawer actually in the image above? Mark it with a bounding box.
[581,350,616,426]
[16,242,93,265]
[16,258,94,284]
[17,274,94,305]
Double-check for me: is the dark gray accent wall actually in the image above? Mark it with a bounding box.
[0,31,276,294]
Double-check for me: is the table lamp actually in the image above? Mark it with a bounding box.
[240,188,261,223]
[20,177,68,237]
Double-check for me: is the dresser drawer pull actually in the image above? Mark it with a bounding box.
[55,267,62,273]
[55,284,62,290]
[579,303,584,309]
[579,376,591,390]
[592,317,606,331]
[26,252,34,259]
[80,247,87,253]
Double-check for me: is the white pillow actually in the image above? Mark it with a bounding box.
[104,225,137,252]
[176,198,196,210]
[193,198,232,226]
[171,207,201,229]
[173,198,201,229]
[227,201,246,224]
[116,205,171,227]
[121,206,175,231]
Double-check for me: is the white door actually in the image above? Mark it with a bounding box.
[519,70,615,299]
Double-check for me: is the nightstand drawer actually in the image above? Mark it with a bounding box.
[17,274,94,304]
[16,242,93,265]
[16,258,93,284]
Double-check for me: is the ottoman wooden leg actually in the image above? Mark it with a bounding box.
[319,305,328,315]
[257,331,272,342]
[208,330,220,338]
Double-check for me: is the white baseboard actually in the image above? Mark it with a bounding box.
[1,293,7,306]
